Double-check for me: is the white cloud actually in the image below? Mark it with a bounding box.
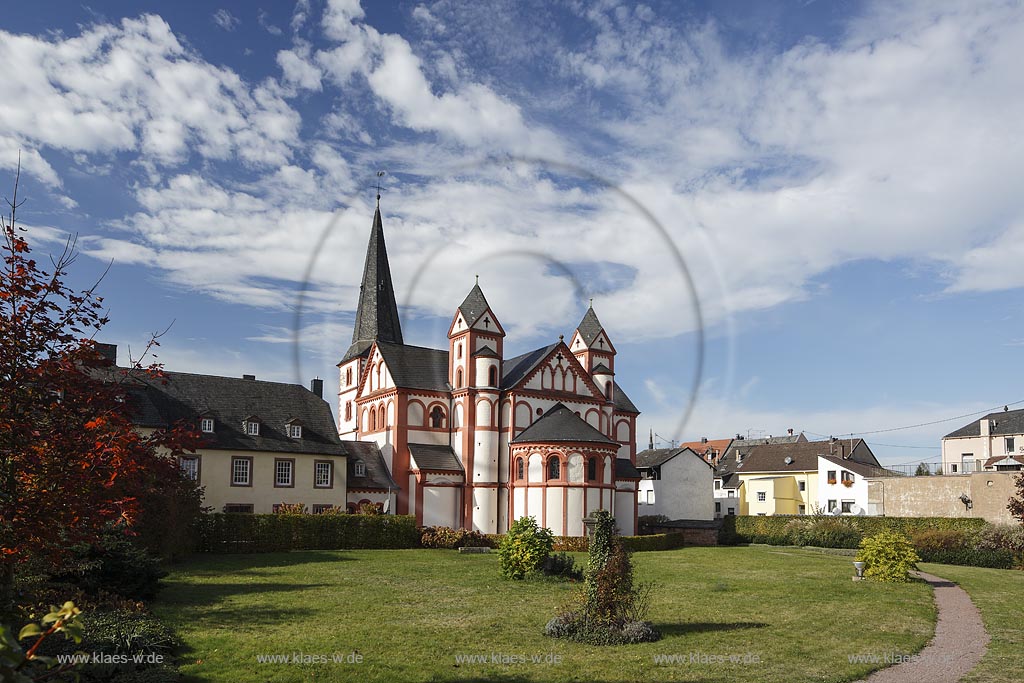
[212,9,240,32]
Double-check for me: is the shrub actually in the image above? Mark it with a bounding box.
[273,503,308,514]
[419,526,491,549]
[547,510,660,644]
[499,517,554,579]
[620,533,687,552]
[52,528,168,600]
[910,525,1019,569]
[637,515,671,535]
[788,517,863,549]
[542,553,583,581]
[857,531,920,582]
[195,513,421,552]
[723,515,989,546]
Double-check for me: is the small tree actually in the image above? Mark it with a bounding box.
[0,166,198,616]
[1009,472,1024,524]
[856,531,920,582]
[914,462,932,477]
[498,517,553,579]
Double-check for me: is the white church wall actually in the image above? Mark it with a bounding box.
[566,488,584,536]
[586,487,601,514]
[407,474,417,517]
[546,489,564,535]
[422,487,459,528]
[567,453,584,482]
[528,453,543,481]
[527,488,544,524]
[513,487,526,520]
[472,488,497,533]
[407,401,424,426]
[473,431,498,482]
[614,490,636,535]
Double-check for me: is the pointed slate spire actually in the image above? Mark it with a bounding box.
[458,282,491,328]
[575,303,605,346]
[343,206,403,361]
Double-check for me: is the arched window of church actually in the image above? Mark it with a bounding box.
[346,368,352,386]
[369,407,376,431]
[457,343,463,359]
[456,368,463,388]
[516,458,524,480]
[587,457,597,482]
[547,456,561,481]
[345,401,352,421]
[489,366,497,387]
[605,381,612,399]
[430,406,445,428]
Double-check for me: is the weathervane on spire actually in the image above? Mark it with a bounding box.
[375,170,386,207]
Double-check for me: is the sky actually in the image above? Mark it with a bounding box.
[3,0,1024,466]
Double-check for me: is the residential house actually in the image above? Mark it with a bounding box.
[817,455,879,515]
[942,409,1024,474]
[635,447,714,521]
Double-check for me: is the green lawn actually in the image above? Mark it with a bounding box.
[917,562,1024,683]
[153,546,940,682]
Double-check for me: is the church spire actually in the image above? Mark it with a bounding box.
[343,205,403,361]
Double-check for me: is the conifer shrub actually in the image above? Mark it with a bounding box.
[856,531,920,582]
[498,517,554,579]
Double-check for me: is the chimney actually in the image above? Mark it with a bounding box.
[649,429,654,450]
[838,442,846,459]
[310,377,324,399]
[94,342,117,365]
[701,437,708,444]
[980,418,991,437]
[242,374,256,381]
[788,428,794,436]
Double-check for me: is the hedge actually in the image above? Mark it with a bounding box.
[195,513,421,553]
[719,515,988,546]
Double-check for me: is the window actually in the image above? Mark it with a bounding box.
[605,381,612,399]
[179,455,199,481]
[245,420,260,436]
[1007,437,1016,454]
[314,461,333,488]
[841,500,853,514]
[231,457,252,486]
[961,454,975,473]
[369,407,376,431]
[547,457,561,480]
[489,366,498,387]
[756,491,766,502]
[200,418,214,433]
[430,406,445,428]
[456,368,463,389]
[312,504,334,514]
[951,463,958,473]
[798,505,806,515]
[516,458,524,480]
[827,470,837,484]
[346,367,352,385]
[646,490,654,504]
[798,480,806,492]
[587,458,597,482]
[828,499,838,512]
[353,461,366,477]
[457,343,463,358]
[288,424,302,439]
[223,503,253,514]
[274,459,294,487]
[727,507,735,515]
[345,401,352,421]
[714,480,721,490]
[715,502,721,514]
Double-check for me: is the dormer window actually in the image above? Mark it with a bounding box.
[200,417,214,433]
[354,461,366,477]
[288,424,302,439]
[243,418,260,436]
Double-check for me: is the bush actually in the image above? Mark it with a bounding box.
[195,513,421,552]
[910,526,1018,569]
[499,517,554,579]
[542,553,583,581]
[722,515,988,546]
[857,531,920,582]
[620,533,687,552]
[788,516,863,549]
[52,528,168,600]
[130,467,205,562]
[637,515,671,535]
[419,526,491,549]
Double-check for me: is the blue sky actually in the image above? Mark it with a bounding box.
[3,0,1024,466]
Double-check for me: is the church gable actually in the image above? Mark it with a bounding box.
[355,344,395,397]
[512,346,605,401]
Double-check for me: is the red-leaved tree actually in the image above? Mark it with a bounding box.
[0,166,198,613]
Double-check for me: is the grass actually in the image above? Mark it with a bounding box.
[153,546,937,682]
[917,562,1024,683]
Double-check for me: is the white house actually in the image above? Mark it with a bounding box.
[634,447,714,520]
[942,409,1024,474]
[816,455,872,515]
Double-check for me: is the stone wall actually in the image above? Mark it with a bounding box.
[866,472,1019,523]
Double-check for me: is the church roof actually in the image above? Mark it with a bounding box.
[501,343,560,389]
[344,441,400,491]
[511,403,616,445]
[576,305,605,346]
[612,381,639,413]
[458,283,492,328]
[376,341,450,392]
[615,458,643,480]
[473,345,500,358]
[409,443,464,472]
[344,206,404,362]
[591,362,613,374]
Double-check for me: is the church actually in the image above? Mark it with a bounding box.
[337,203,643,536]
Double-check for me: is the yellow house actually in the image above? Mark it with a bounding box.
[734,439,879,515]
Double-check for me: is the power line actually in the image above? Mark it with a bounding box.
[808,399,1024,438]
[804,431,940,449]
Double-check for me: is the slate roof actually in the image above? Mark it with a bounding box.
[635,447,712,470]
[576,305,605,346]
[122,370,346,456]
[343,206,404,362]
[944,408,1024,438]
[376,341,450,392]
[501,343,559,389]
[473,345,500,358]
[343,441,399,491]
[612,381,639,413]
[718,471,741,489]
[679,438,734,463]
[984,455,1024,468]
[457,284,492,328]
[591,363,613,374]
[819,455,889,478]
[615,458,642,479]
[512,403,616,444]
[409,443,464,472]
[736,439,876,473]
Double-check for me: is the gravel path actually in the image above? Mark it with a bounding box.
[854,571,989,683]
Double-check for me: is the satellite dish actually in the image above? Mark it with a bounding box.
[784,457,793,465]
